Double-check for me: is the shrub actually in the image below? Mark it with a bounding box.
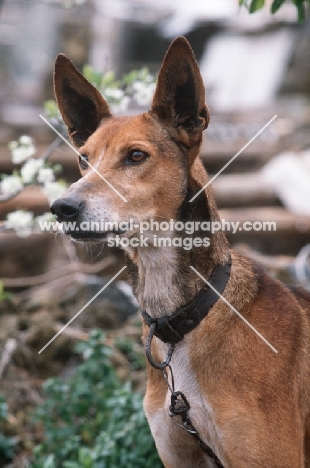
[32,330,163,468]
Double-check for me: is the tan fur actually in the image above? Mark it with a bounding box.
[52,37,310,467]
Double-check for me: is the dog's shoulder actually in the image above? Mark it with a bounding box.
[286,284,310,314]
[232,252,309,329]
[249,255,310,314]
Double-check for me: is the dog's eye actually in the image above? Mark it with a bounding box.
[127,150,148,164]
[79,154,89,170]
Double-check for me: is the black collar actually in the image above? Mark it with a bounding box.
[142,254,232,344]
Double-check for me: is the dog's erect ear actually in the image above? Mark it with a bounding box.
[150,37,209,147]
[53,54,111,147]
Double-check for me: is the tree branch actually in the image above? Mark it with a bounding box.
[2,256,117,288]
[42,136,63,161]
[0,189,23,202]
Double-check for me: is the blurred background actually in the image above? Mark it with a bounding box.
[0,0,309,466]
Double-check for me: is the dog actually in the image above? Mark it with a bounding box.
[51,37,310,468]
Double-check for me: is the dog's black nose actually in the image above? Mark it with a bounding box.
[50,197,82,221]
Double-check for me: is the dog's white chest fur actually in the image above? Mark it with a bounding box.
[145,339,223,468]
[133,245,183,318]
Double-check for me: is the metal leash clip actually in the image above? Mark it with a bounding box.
[169,391,190,416]
[145,323,175,370]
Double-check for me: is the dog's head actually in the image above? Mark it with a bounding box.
[51,37,210,242]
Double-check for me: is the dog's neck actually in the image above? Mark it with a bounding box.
[126,161,229,319]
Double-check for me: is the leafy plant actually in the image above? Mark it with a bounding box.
[239,0,309,22]
[32,330,163,468]
[115,337,146,371]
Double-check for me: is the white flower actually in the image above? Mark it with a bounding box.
[1,175,23,195]
[6,210,34,237]
[104,88,125,101]
[103,88,131,114]
[19,135,33,145]
[132,81,156,107]
[35,212,54,224]
[11,144,36,164]
[21,158,44,183]
[10,136,36,164]
[37,167,55,184]
[110,96,130,115]
[42,181,66,203]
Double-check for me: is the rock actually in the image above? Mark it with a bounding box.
[19,274,138,332]
[71,276,138,330]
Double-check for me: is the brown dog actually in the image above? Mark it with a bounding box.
[51,37,310,467]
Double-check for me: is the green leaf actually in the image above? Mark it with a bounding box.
[271,0,286,13]
[101,70,118,89]
[249,0,265,12]
[82,65,104,89]
[292,0,306,22]
[44,100,59,119]
[0,433,16,459]
[297,1,306,22]
[52,163,63,174]
[42,454,56,468]
[63,462,82,468]
[78,447,93,467]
